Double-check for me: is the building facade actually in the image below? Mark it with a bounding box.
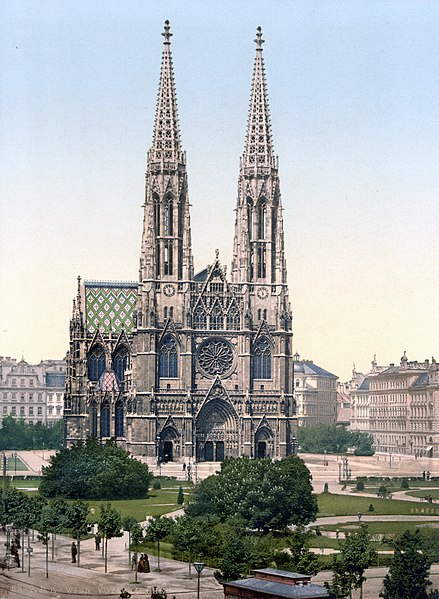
[64,23,297,462]
[350,353,439,457]
[293,354,338,427]
[0,356,66,426]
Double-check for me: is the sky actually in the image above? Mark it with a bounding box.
[1,0,438,381]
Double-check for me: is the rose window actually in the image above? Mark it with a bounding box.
[197,338,234,377]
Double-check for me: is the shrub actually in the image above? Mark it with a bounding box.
[355,481,365,492]
[153,480,161,490]
[368,504,375,512]
[323,483,329,494]
[401,478,409,489]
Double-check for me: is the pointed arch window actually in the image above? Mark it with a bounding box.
[227,304,240,330]
[113,346,129,386]
[247,198,254,240]
[164,196,173,236]
[253,337,271,380]
[210,302,224,330]
[88,346,105,382]
[153,193,160,234]
[90,399,98,437]
[100,399,111,437]
[164,240,173,275]
[258,199,267,240]
[257,244,266,278]
[193,304,207,329]
[115,399,124,437]
[159,335,178,378]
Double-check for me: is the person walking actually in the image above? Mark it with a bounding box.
[94,532,101,551]
[71,541,77,563]
[119,588,131,598]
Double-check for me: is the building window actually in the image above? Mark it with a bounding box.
[29,407,34,416]
[2,407,7,415]
[100,399,111,437]
[227,304,240,330]
[253,337,271,380]
[258,200,266,239]
[56,406,61,415]
[115,399,124,437]
[30,379,34,386]
[21,378,25,387]
[164,196,173,236]
[159,335,178,378]
[88,345,106,381]
[247,198,253,240]
[12,379,16,387]
[11,393,16,400]
[29,394,33,401]
[38,393,42,401]
[114,346,129,385]
[48,406,53,415]
[90,400,98,437]
[37,406,42,416]
[11,407,16,415]
[2,393,6,400]
[210,302,223,330]
[20,406,25,416]
[20,395,25,402]
[193,305,207,329]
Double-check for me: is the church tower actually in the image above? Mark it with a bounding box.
[64,23,296,461]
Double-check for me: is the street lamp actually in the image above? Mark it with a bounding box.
[338,461,342,483]
[14,452,17,474]
[193,561,205,599]
[27,546,33,577]
[357,512,363,523]
[5,524,12,562]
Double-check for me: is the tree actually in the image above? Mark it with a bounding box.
[39,438,153,499]
[0,416,63,450]
[171,514,220,577]
[145,515,174,571]
[380,530,431,599]
[122,515,138,567]
[276,526,319,576]
[130,522,145,584]
[186,456,317,532]
[218,527,275,581]
[297,425,374,456]
[325,524,376,599]
[97,503,123,573]
[65,500,90,567]
[177,485,184,505]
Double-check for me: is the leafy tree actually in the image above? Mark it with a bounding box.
[276,526,319,576]
[65,500,90,567]
[40,438,153,499]
[145,515,174,571]
[36,505,54,578]
[171,514,220,576]
[186,456,317,532]
[297,425,374,456]
[0,417,63,450]
[97,503,123,573]
[380,530,431,599]
[325,524,376,599]
[177,485,184,505]
[218,527,275,581]
[122,515,138,567]
[130,522,145,584]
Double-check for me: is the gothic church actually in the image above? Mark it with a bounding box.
[64,22,297,462]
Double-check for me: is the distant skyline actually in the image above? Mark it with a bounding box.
[1,1,438,381]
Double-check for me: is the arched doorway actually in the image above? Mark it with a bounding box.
[255,426,274,459]
[196,398,239,462]
[158,426,180,462]
[163,440,173,462]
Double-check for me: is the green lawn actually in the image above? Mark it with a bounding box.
[317,492,439,516]
[314,520,438,536]
[0,478,41,490]
[407,489,439,501]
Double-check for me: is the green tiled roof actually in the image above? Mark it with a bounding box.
[85,281,137,334]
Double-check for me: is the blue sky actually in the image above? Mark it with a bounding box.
[1,0,438,379]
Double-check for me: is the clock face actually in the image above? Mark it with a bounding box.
[163,284,175,297]
[257,286,268,300]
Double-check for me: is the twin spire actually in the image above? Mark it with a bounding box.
[150,20,182,163]
[151,21,274,166]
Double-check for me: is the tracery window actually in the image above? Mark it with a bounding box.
[88,346,105,381]
[193,304,207,329]
[164,196,173,236]
[257,244,266,278]
[90,400,98,437]
[164,240,173,275]
[100,399,111,437]
[258,200,266,239]
[210,302,224,330]
[247,198,253,240]
[227,304,240,330]
[159,335,178,378]
[115,399,124,437]
[113,346,129,385]
[253,337,271,380]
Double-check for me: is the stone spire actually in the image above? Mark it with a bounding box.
[243,27,275,170]
[150,20,182,164]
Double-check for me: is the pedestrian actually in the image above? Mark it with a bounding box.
[423,470,426,480]
[427,470,431,481]
[11,543,20,568]
[94,532,101,551]
[71,541,77,563]
[182,461,186,471]
[143,553,151,573]
[14,532,21,549]
[137,553,145,572]
[131,552,137,571]
[119,588,131,598]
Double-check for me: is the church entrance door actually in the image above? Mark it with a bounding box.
[216,441,225,462]
[204,442,214,461]
[163,440,173,462]
[257,441,267,459]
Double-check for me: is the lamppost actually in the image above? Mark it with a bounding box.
[5,524,12,562]
[193,561,205,599]
[14,452,17,474]
[357,512,363,523]
[389,452,392,469]
[27,546,33,577]
[338,461,342,483]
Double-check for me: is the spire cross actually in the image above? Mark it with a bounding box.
[162,20,172,44]
[254,26,264,50]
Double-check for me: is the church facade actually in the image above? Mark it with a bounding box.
[64,22,297,462]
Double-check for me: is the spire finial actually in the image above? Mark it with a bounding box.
[254,26,264,50]
[162,20,172,44]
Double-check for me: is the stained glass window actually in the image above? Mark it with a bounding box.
[159,335,178,378]
[253,337,271,380]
